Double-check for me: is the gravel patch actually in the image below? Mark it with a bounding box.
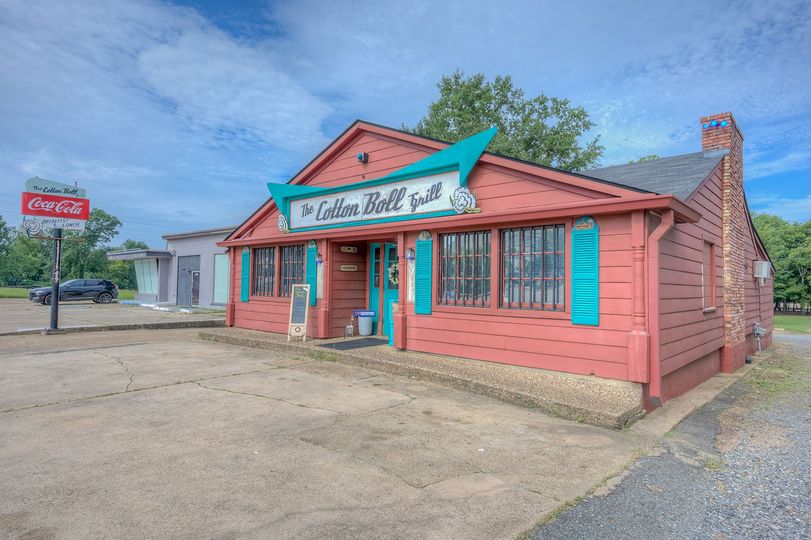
[534,334,811,540]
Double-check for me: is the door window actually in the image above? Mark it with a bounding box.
[386,245,399,290]
[191,271,200,305]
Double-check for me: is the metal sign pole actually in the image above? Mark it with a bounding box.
[48,227,62,333]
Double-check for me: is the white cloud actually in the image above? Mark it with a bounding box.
[0,0,330,246]
[137,29,330,149]
[748,193,811,222]
[1,0,810,245]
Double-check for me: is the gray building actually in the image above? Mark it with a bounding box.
[108,226,233,308]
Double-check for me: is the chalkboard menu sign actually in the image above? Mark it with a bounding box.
[287,284,310,341]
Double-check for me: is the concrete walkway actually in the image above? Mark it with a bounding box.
[200,328,751,429]
[0,298,224,335]
[0,328,743,539]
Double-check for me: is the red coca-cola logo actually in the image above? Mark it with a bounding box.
[21,192,90,220]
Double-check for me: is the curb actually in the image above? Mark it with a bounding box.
[0,319,225,337]
[199,330,643,429]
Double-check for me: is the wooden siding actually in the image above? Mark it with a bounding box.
[658,166,774,397]
[658,167,724,379]
[329,242,367,337]
[404,214,634,379]
[232,246,321,336]
[244,131,608,243]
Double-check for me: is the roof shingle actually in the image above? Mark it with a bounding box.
[584,150,728,200]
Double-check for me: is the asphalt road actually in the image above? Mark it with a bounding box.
[535,333,811,539]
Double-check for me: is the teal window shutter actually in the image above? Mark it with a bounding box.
[240,248,251,302]
[415,237,433,315]
[571,217,599,325]
[306,241,317,306]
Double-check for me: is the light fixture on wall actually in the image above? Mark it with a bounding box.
[316,253,323,265]
[356,152,369,163]
[406,248,415,261]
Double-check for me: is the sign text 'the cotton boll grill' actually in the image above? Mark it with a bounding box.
[289,171,458,229]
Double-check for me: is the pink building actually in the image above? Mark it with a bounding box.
[221,111,772,409]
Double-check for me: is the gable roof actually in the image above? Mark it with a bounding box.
[225,121,705,243]
[585,150,728,200]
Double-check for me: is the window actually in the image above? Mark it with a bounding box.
[213,253,229,304]
[280,244,305,297]
[702,242,716,309]
[438,231,491,307]
[252,247,275,296]
[501,225,565,310]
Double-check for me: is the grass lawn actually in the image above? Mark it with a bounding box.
[0,287,30,298]
[773,314,811,334]
[118,289,136,300]
[0,287,136,301]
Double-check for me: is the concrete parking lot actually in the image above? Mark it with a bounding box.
[0,328,654,539]
[0,298,223,334]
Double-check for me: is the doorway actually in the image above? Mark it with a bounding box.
[177,255,201,307]
[368,242,398,341]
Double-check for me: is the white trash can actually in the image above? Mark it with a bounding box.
[356,311,374,336]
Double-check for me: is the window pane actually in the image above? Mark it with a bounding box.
[500,224,565,311]
[279,244,304,297]
[252,247,275,296]
[438,231,491,307]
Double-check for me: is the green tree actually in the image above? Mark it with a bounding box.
[3,234,49,285]
[61,208,122,279]
[629,155,660,163]
[108,239,150,289]
[0,215,11,254]
[752,213,811,312]
[406,71,603,170]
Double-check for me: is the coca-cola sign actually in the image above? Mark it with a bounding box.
[21,192,90,220]
[20,177,90,233]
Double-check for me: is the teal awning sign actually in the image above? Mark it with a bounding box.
[268,127,496,233]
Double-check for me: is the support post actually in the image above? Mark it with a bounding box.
[627,211,649,382]
[48,227,62,333]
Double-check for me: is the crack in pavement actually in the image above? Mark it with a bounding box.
[92,350,135,393]
[192,381,344,415]
[0,369,273,414]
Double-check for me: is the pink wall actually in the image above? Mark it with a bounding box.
[329,241,367,338]
[225,123,772,402]
[657,165,773,401]
[658,166,725,390]
[402,213,634,380]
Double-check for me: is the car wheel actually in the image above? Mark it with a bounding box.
[98,292,113,304]
[43,294,52,305]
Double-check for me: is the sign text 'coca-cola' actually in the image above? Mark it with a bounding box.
[21,192,90,220]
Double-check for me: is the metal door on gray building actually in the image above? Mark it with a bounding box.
[177,255,201,307]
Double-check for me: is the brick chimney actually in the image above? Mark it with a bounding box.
[700,112,746,372]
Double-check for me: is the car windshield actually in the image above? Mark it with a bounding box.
[61,279,80,287]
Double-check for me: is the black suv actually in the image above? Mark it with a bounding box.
[29,279,119,305]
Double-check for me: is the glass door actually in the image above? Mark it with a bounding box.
[383,243,399,345]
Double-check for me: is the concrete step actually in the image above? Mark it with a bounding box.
[199,328,644,429]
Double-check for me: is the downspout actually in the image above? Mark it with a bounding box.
[647,209,674,407]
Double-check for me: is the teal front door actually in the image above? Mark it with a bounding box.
[369,242,398,343]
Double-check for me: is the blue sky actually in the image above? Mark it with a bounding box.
[1,0,810,247]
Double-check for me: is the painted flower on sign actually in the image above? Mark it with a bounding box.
[278,214,289,233]
[450,187,480,214]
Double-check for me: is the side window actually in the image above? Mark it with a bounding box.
[702,242,716,309]
[500,225,565,311]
